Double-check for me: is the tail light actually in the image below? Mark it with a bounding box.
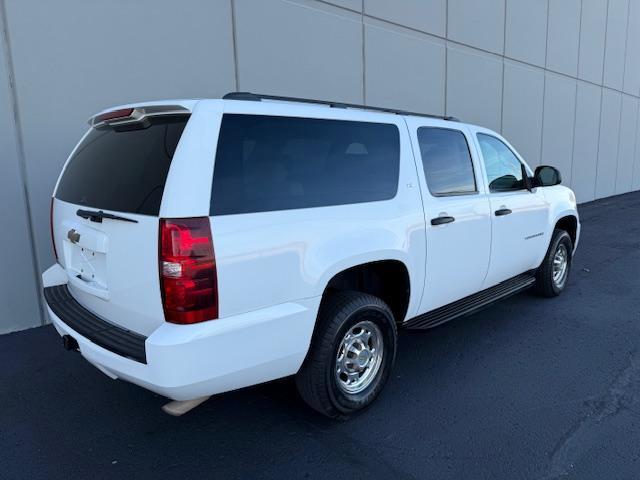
[159,217,218,324]
[95,108,134,124]
[50,197,58,262]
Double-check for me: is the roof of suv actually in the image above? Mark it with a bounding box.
[220,92,460,122]
[90,92,467,128]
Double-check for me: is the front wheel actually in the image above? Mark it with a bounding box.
[535,229,573,297]
[295,291,397,419]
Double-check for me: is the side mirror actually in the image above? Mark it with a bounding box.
[534,165,562,187]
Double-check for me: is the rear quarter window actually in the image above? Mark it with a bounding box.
[55,115,189,216]
[210,114,400,215]
[417,127,477,196]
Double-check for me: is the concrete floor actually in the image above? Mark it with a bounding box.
[2,192,640,479]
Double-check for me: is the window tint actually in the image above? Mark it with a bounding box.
[211,114,400,215]
[417,127,476,195]
[55,116,189,215]
[477,134,526,192]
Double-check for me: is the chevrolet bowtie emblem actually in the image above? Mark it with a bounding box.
[67,229,81,244]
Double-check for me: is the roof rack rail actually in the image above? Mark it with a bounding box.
[222,92,459,122]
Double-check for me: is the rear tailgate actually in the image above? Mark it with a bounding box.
[52,108,191,336]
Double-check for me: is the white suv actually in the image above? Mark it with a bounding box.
[43,93,579,418]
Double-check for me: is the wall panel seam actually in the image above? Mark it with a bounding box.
[577,0,584,79]
[613,93,623,194]
[500,0,507,133]
[569,82,579,188]
[594,90,606,198]
[569,0,584,187]
[444,0,448,115]
[630,99,640,186]
[544,0,550,69]
[539,0,551,166]
[230,0,240,91]
[602,0,610,85]
[614,0,633,192]
[0,0,45,325]
[315,0,361,13]
[361,0,366,104]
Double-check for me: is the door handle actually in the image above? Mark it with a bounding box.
[495,208,512,216]
[431,216,455,226]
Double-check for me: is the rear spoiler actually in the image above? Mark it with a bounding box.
[88,105,190,129]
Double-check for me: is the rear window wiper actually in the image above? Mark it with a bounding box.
[76,209,138,224]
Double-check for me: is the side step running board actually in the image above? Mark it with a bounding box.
[404,272,536,330]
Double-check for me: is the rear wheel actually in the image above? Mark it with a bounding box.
[535,229,573,297]
[295,291,397,419]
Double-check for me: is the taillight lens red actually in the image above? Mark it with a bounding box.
[159,217,218,324]
[50,197,58,262]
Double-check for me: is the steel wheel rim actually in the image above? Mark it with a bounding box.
[335,320,384,395]
[552,243,569,287]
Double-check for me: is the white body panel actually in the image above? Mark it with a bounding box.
[52,199,165,336]
[43,264,319,400]
[468,127,578,288]
[50,101,205,336]
[44,97,580,402]
[483,188,550,287]
[160,101,224,218]
[538,185,581,254]
[213,100,425,319]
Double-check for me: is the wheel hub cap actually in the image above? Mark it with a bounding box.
[335,320,384,394]
[552,244,569,287]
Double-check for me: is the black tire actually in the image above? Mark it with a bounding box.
[535,229,573,297]
[295,291,397,419]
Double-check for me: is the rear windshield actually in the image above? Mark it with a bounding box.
[55,115,189,216]
[211,114,400,215]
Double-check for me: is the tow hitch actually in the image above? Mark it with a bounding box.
[62,335,79,351]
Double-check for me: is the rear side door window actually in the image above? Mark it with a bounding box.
[417,127,477,196]
[211,114,400,215]
[476,134,527,192]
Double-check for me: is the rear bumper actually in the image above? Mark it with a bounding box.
[45,285,147,363]
[43,268,319,401]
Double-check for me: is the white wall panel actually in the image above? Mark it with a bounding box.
[505,0,548,67]
[0,31,42,333]
[5,0,236,272]
[448,0,506,54]
[235,0,363,103]
[571,83,602,202]
[578,0,608,84]
[546,0,581,77]
[446,45,503,132]
[603,0,630,90]
[541,74,577,183]
[325,0,362,11]
[365,20,445,114]
[2,0,640,334]
[595,89,623,198]
[615,95,639,193]
[502,61,544,165]
[364,0,446,37]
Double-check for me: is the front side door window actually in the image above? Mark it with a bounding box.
[477,133,527,192]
